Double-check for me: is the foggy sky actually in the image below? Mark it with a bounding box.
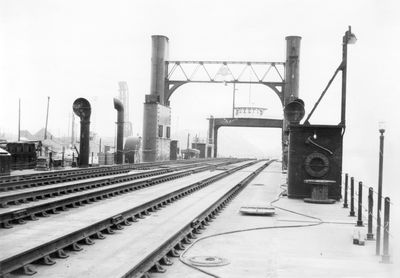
[1,0,400,199]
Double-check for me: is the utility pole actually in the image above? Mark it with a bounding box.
[232,83,237,118]
[18,98,21,141]
[376,123,386,255]
[44,96,50,140]
[71,113,75,146]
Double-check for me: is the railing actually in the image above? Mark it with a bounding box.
[342,172,393,263]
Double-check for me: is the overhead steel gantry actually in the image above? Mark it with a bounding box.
[207,117,283,159]
[143,35,301,169]
[164,61,285,105]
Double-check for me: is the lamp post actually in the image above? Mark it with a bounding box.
[340,26,357,126]
[376,122,386,255]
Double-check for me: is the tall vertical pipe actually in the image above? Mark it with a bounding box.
[376,129,385,255]
[44,96,50,140]
[150,35,169,105]
[143,35,169,162]
[18,98,21,141]
[72,98,91,167]
[341,35,348,126]
[283,36,301,170]
[284,36,301,104]
[114,98,124,164]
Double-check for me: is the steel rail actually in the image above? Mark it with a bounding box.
[128,160,272,278]
[0,160,260,276]
[0,160,244,229]
[0,161,233,208]
[0,158,227,187]
[0,167,134,192]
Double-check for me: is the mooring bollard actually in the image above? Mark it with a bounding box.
[343,173,349,208]
[349,177,355,217]
[366,187,374,240]
[356,182,364,226]
[381,197,391,263]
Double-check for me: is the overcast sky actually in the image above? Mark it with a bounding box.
[1,0,399,197]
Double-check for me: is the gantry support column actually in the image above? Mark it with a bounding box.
[283,36,301,169]
[208,116,215,158]
[143,35,171,162]
[213,126,219,158]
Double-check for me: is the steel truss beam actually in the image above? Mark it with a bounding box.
[165,61,285,104]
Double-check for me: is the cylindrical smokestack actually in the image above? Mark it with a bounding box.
[72,98,91,167]
[282,36,301,171]
[114,98,124,164]
[284,36,301,105]
[150,35,169,105]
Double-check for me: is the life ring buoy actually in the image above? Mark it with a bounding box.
[304,152,330,178]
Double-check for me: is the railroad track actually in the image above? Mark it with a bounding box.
[0,158,226,191]
[0,159,242,229]
[0,159,271,277]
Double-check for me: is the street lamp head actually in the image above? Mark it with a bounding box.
[344,26,357,44]
[378,121,386,134]
[347,33,357,44]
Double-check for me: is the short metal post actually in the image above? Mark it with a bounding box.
[349,177,355,216]
[343,173,349,208]
[366,187,374,240]
[91,152,94,165]
[72,152,75,167]
[356,181,364,226]
[381,197,391,263]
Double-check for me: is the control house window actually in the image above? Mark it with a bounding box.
[158,125,163,138]
[166,126,171,139]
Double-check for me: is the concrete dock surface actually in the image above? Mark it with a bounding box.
[157,161,398,278]
[3,161,398,278]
